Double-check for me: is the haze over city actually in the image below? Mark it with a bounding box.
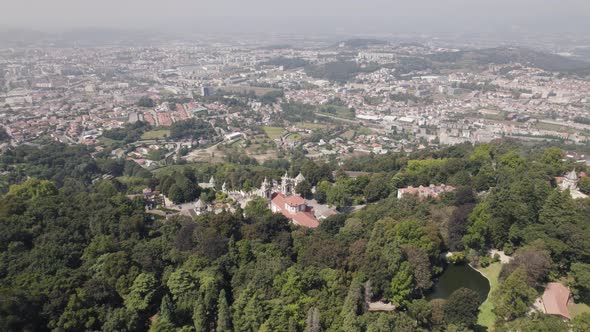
[2,0,590,35]
[1,1,590,331]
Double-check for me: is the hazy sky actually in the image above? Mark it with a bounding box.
[3,0,590,34]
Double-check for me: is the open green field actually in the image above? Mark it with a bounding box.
[263,126,286,139]
[569,302,590,319]
[221,136,278,162]
[476,262,502,330]
[218,86,281,97]
[285,133,302,141]
[230,139,244,148]
[294,122,327,130]
[319,105,356,119]
[533,121,574,133]
[141,129,170,140]
[357,126,373,135]
[99,137,119,146]
[340,130,356,140]
[469,107,504,121]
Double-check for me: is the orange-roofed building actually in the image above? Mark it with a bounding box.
[541,282,572,320]
[271,193,319,228]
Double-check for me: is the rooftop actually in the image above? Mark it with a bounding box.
[541,282,571,320]
[285,195,305,206]
[271,193,319,228]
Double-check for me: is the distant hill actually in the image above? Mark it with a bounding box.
[429,47,590,75]
[0,27,162,47]
[335,38,388,49]
[0,28,48,47]
[56,28,159,46]
[258,44,292,50]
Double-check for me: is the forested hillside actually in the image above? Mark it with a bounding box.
[0,141,589,331]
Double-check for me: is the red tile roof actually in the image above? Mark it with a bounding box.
[542,282,571,320]
[285,195,305,206]
[271,193,319,228]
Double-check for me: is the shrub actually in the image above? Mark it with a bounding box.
[448,252,466,264]
[492,253,501,263]
[503,243,514,256]
[480,256,491,268]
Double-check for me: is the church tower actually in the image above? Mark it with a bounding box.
[261,177,272,199]
[281,171,292,195]
[560,169,579,191]
[294,173,305,188]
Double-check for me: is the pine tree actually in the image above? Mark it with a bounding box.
[159,294,175,323]
[539,190,577,226]
[444,288,481,328]
[216,290,231,332]
[389,262,415,308]
[232,286,266,332]
[493,267,536,320]
[125,273,158,312]
[340,278,363,317]
[193,300,206,332]
[288,317,297,332]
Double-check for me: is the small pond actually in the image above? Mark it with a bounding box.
[427,264,490,302]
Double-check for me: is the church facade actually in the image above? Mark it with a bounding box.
[258,171,306,199]
[557,169,588,199]
[257,172,319,228]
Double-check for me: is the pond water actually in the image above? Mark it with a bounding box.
[427,264,490,302]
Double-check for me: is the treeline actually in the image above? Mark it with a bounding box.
[214,88,284,105]
[261,57,309,69]
[0,143,151,193]
[169,119,216,141]
[137,96,155,108]
[305,61,380,83]
[281,102,318,122]
[574,117,590,125]
[102,121,151,143]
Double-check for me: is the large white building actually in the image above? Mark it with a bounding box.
[558,169,588,199]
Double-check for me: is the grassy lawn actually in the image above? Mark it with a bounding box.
[477,110,505,121]
[477,262,502,330]
[294,122,327,130]
[285,133,302,141]
[569,302,590,318]
[141,129,170,140]
[99,137,119,147]
[340,130,356,140]
[230,139,244,148]
[357,126,373,135]
[218,86,281,97]
[221,137,278,162]
[319,105,356,119]
[263,126,286,139]
[534,121,574,133]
